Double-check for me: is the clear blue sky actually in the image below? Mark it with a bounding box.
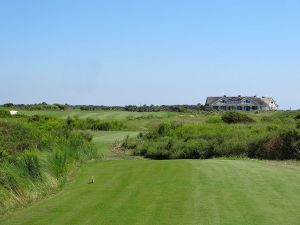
[0,0,299,109]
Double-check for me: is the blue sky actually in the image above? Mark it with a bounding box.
[0,0,299,109]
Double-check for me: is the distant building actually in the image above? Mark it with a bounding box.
[206,96,278,111]
[9,110,18,115]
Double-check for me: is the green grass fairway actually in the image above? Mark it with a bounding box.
[18,110,173,120]
[1,159,300,225]
[92,131,140,159]
[17,109,240,131]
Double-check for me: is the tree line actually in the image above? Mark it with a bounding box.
[2,102,206,112]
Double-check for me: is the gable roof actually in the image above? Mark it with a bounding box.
[251,97,268,105]
[206,96,274,106]
[206,97,221,105]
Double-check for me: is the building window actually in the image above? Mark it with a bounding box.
[252,106,258,110]
[237,106,243,110]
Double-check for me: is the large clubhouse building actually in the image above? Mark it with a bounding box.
[206,96,278,111]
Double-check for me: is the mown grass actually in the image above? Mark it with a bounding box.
[1,159,300,225]
[18,110,173,121]
[92,131,140,159]
[17,109,178,131]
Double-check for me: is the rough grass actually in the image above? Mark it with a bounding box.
[0,114,97,214]
[1,159,300,225]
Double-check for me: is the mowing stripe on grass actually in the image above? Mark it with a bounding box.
[1,159,300,225]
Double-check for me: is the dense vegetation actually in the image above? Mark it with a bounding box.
[130,111,300,160]
[2,102,205,112]
[221,111,255,123]
[65,116,126,131]
[0,110,97,214]
[2,102,67,111]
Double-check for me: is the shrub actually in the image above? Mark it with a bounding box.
[65,117,126,131]
[261,116,274,122]
[66,116,75,128]
[221,111,255,124]
[28,114,50,122]
[0,148,8,163]
[155,122,182,137]
[81,131,93,142]
[206,116,221,123]
[134,138,173,159]
[295,114,300,120]
[266,125,279,132]
[176,139,213,159]
[0,109,11,118]
[0,121,39,154]
[254,130,300,160]
[157,123,170,136]
[131,120,300,160]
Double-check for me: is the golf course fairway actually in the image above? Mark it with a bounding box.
[1,158,300,225]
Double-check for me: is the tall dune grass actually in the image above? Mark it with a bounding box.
[0,111,98,213]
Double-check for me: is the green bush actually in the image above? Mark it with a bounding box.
[0,109,11,118]
[253,130,300,160]
[65,117,126,131]
[295,114,300,120]
[28,114,51,122]
[221,111,255,124]
[0,148,8,163]
[206,116,221,123]
[132,119,299,160]
[0,121,39,154]
[81,131,93,142]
